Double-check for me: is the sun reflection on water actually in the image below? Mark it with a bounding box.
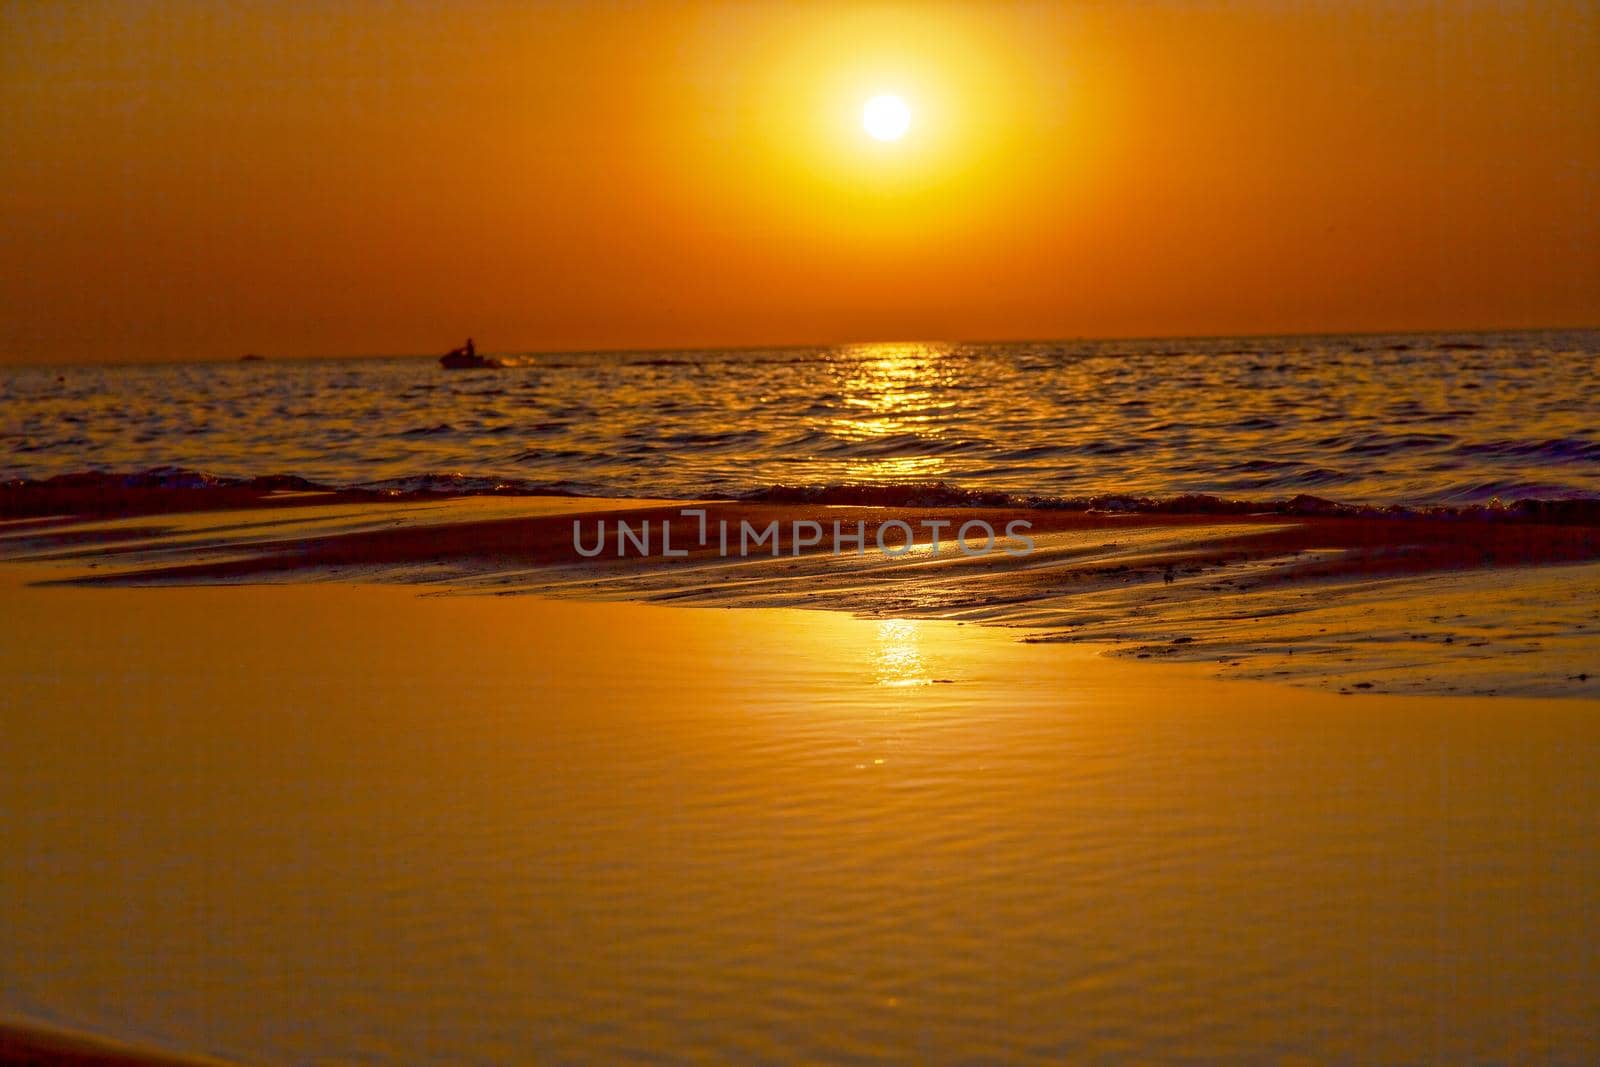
[873,618,928,687]
[830,342,963,484]
[841,455,950,481]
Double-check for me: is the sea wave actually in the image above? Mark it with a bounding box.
[7,467,1600,525]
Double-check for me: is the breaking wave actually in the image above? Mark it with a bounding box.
[7,467,1600,526]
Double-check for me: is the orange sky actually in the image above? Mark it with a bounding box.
[2,0,1596,363]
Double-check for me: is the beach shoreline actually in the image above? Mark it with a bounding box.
[5,490,1597,698]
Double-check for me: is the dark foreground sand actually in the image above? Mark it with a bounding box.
[0,1020,236,1066]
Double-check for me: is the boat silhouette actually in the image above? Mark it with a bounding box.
[439,338,501,370]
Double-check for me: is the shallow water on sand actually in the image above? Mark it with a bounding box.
[2,572,1596,1064]
[4,330,1599,505]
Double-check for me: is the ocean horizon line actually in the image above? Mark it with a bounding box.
[6,322,1598,370]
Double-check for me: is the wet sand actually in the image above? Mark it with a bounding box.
[2,553,1599,1063]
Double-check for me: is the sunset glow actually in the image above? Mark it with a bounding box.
[0,1,1596,363]
[862,95,911,141]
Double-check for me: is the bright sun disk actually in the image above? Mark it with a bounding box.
[862,95,911,141]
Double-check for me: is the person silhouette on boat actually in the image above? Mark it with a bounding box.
[441,336,493,369]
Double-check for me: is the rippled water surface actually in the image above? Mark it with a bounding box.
[4,330,1598,504]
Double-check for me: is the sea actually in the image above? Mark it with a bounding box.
[4,329,1598,507]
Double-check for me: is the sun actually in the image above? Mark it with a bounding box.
[862,94,911,142]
